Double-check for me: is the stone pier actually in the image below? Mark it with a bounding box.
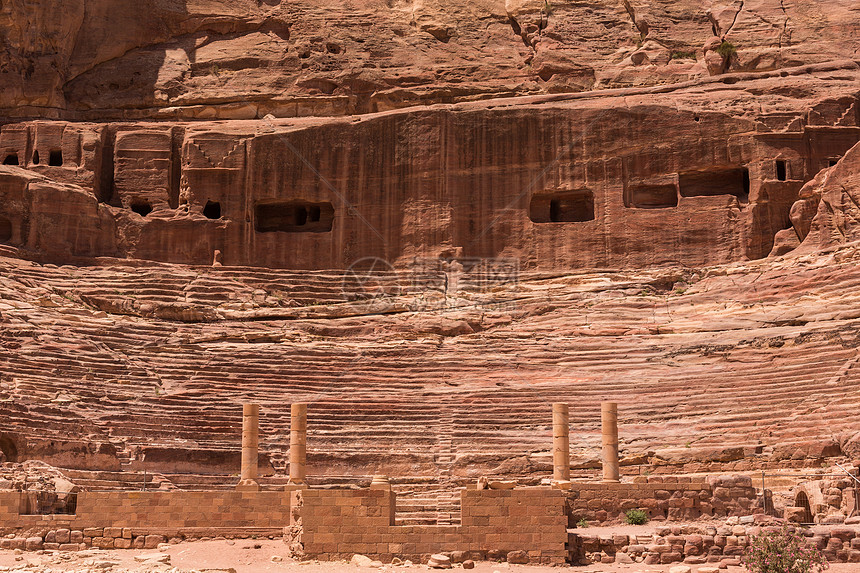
[289,403,307,486]
[552,403,570,483]
[601,402,620,482]
[237,403,260,491]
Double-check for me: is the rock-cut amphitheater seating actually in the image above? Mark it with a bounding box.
[2,247,860,524]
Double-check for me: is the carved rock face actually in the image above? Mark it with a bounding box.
[1,63,858,269]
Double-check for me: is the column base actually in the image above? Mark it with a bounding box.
[550,480,572,490]
[285,478,307,491]
[235,479,260,492]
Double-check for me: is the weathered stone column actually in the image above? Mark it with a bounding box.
[237,403,260,491]
[601,402,620,482]
[552,403,570,482]
[289,403,307,485]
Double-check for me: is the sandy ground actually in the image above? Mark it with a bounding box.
[0,538,854,572]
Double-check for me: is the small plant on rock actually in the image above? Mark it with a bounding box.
[742,525,828,573]
[576,518,588,528]
[716,40,737,59]
[624,508,648,525]
[671,50,697,60]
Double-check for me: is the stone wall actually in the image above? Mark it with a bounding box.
[567,475,758,524]
[0,490,289,550]
[294,488,568,565]
[568,523,860,566]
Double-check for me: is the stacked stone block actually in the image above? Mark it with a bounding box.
[566,475,757,523]
[0,490,289,544]
[569,523,860,566]
[296,487,567,564]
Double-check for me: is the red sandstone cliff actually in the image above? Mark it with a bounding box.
[0,61,858,269]
[2,0,859,120]
[2,0,860,504]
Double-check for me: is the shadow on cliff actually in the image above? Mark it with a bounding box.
[61,0,192,112]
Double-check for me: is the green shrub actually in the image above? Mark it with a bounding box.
[576,518,588,528]
[671,50,697,60]
[742,525,828,573]
[716,40,737,59]
[624,508,648,525]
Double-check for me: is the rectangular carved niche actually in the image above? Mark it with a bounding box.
[255,201,334,233]
[679,167,750,200]
[625,183,679,209]
[530,190,595,223]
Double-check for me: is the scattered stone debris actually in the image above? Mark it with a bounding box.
[427,553,452,568]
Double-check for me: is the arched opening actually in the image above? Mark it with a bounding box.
[679,167,750,202]
[0,217,12,243]
[624,184,678,209]
[32,150,40,165]
[131,201,153,217]
[48,149,63,167]
[530,190,595,222]
[203,201,221,219]
[2,154,18,166]
[255,201,334,233]
[775,159,788,181]
[795,491,813,523]
[0,435,18,463]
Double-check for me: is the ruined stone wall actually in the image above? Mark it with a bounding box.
[295,488,568,565]
[567,475,758,524]
[0,490,289,549]
[569,523,860,566]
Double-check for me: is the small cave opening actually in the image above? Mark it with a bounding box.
[776,159,787,181]
[2,153,18,166]
[530,191,595,223]
[829,159,839,167]
[203,200,222,220]
[130,201,153,217]
[255,201,334,233]
[679,167,750,201]
[48,149,63,167]
[32,150,39,165]
[0,434,18,463]
[625,184,679,209]
[0,217,12,243]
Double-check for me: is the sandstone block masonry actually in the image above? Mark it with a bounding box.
[293,488,568,565]
[566,475,757,524]
[0,490,290,547]
[569,523,860,566]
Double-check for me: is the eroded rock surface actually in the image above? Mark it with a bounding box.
[2,0,860,528]
[0,62,858,269]
[1,0,859,119]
